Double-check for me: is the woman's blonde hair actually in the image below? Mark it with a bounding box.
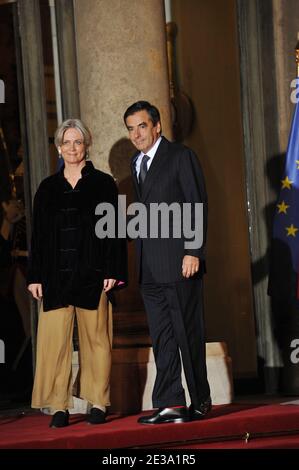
[54,118,92,148]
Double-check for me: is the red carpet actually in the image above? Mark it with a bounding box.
[0,403,299,449]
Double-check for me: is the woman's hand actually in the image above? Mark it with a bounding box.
[103,279,116,292]
[28,283,43,300]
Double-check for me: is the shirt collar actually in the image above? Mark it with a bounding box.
[140,136,162,160]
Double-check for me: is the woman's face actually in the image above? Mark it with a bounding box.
[58,128,87,165]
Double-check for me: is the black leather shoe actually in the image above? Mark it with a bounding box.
[87,407,107,424]
[189,396,212,421]
[138,407,189,425]
[49,410,69,428]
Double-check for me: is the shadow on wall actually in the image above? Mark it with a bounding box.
[108,137,144,314]
[108,138,150,414]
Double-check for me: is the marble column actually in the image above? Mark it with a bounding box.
[74,0,172,345]
[74,0,172,171]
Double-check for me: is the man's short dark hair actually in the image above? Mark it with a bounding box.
[123,101,161,127]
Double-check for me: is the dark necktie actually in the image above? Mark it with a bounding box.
[139,154,150,186]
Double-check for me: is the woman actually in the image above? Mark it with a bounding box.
[27,119,127,428]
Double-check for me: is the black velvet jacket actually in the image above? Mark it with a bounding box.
[27,161,127,311]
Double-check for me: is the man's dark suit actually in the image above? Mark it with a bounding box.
[131,136,210,409]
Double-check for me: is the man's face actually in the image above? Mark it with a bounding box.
[125,110,161,154]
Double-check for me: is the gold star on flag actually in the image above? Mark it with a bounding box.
[281,176,293,189]
[277,201,290,214]
[286,224,299,237]
[296,160,299,169]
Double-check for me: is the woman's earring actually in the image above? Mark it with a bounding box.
[58,153,62,159]
[85,151,89,160]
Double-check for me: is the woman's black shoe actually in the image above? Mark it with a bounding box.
[86,407,106,424]
[49,410,69,428]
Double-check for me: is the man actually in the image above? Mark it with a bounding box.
[124,101,211,424]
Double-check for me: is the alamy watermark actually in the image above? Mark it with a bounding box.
[290,78,299,104]
[0,79,4,104]
[0,339,4,364]
[290,338,299,364]
[95,195,204,249]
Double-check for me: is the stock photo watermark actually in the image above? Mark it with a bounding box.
[95,196,204,249]
[290,78,299,103]
[0,339,5,364]
[290,338,299,364]
[0,79,4,104]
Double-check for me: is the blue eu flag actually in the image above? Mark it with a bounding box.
[269,80,299,300]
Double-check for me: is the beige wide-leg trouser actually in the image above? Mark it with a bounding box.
[31,291,112,411]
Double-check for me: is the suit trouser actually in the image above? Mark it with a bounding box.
[31,291,112,411]
[141,278,210,409]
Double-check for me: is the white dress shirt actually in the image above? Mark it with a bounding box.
[135,136,162,180]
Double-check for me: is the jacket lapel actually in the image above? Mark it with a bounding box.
[131,151,141,199]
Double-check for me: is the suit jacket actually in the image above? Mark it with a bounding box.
[130,136,207,283]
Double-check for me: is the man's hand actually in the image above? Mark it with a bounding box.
[103,279,116,292]
[182,255,200,278]
[28,283,43,300]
